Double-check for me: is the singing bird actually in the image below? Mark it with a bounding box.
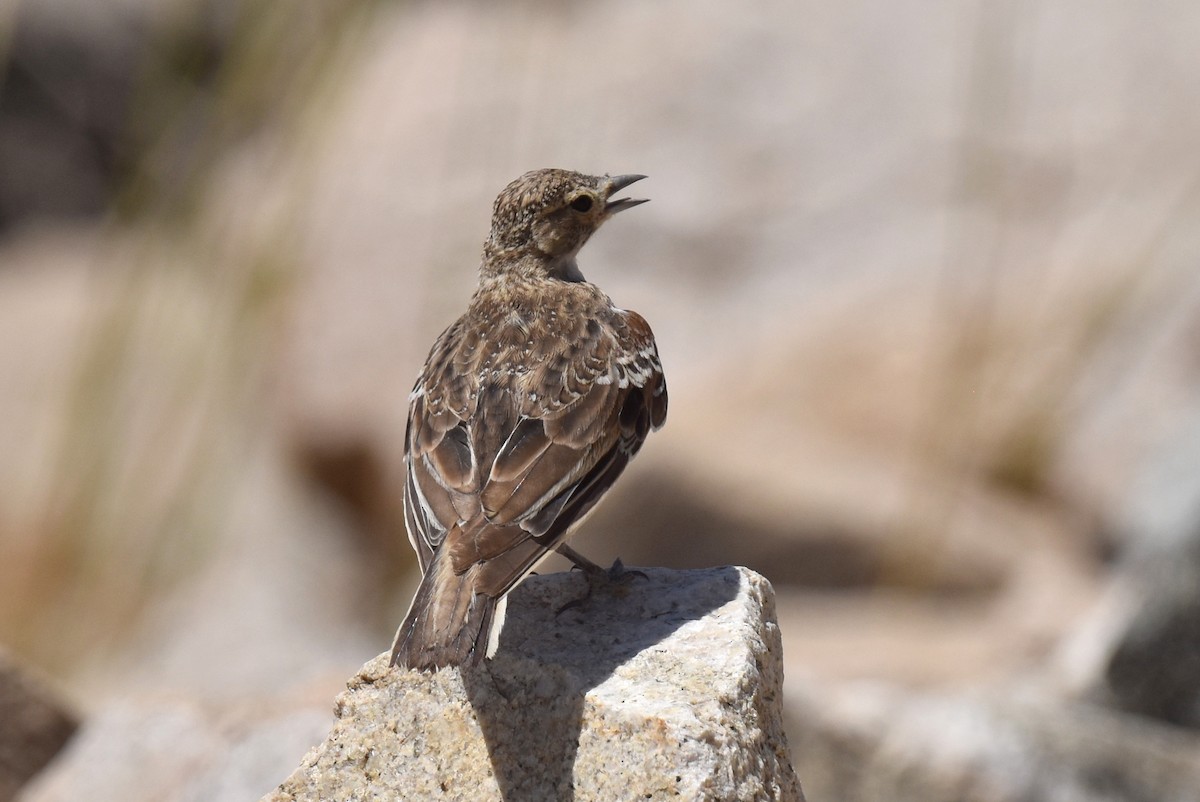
[389,169,667,671]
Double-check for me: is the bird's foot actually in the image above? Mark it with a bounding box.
[555,557,646,615]
[596,557,648,584]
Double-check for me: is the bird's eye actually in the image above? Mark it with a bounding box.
[569,195,594,213]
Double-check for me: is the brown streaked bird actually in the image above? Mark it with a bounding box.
[389,168,667,672]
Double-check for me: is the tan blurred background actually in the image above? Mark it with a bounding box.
[3,0,1200,799]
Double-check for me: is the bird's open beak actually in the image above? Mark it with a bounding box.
[604,174,649,214]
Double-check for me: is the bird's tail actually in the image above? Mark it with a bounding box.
[389,544,498,671]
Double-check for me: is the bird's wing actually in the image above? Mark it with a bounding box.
[402,308,667,598]
[402,317,481,573]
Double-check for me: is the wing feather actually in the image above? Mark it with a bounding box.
[401,296,668,616]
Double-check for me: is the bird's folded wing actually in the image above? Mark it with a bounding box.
[403,309,667,598]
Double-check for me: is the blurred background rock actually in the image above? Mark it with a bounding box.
[2,0,1200,799]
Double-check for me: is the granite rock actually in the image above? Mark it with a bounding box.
[0,650,76,802]
[265,566,802,802]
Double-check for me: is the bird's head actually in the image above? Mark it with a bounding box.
[484,169,647,280]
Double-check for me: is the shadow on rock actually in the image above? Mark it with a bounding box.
[462,566,743,802]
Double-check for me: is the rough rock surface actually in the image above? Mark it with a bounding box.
[265,566,802,802]
[0,650,76,802]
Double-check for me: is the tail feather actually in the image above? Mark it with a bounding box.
[390,546,496,671]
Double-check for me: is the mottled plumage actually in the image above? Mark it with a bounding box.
[390,169,667,671]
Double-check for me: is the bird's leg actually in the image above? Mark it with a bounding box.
[555,543,606,574]
[555,543,646,581]
[554,544,646,615]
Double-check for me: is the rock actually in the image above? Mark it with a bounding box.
[18,701,226,802]
[18,698,333,802]
[264,566,802,802]
[175,707,337,802]
[1103,559,1200,727]
[787,681,1200,802]
[1102,409,1200,728]
[0,650,76,802]
[1057,406,1200,727]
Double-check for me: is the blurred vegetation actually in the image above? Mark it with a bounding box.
[0,0,381,672]
[887,2,1200,586]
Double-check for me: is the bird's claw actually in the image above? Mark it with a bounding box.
[555,558,646,615]
[603,557,648,584]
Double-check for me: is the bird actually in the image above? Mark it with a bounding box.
[389,168,668,672]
